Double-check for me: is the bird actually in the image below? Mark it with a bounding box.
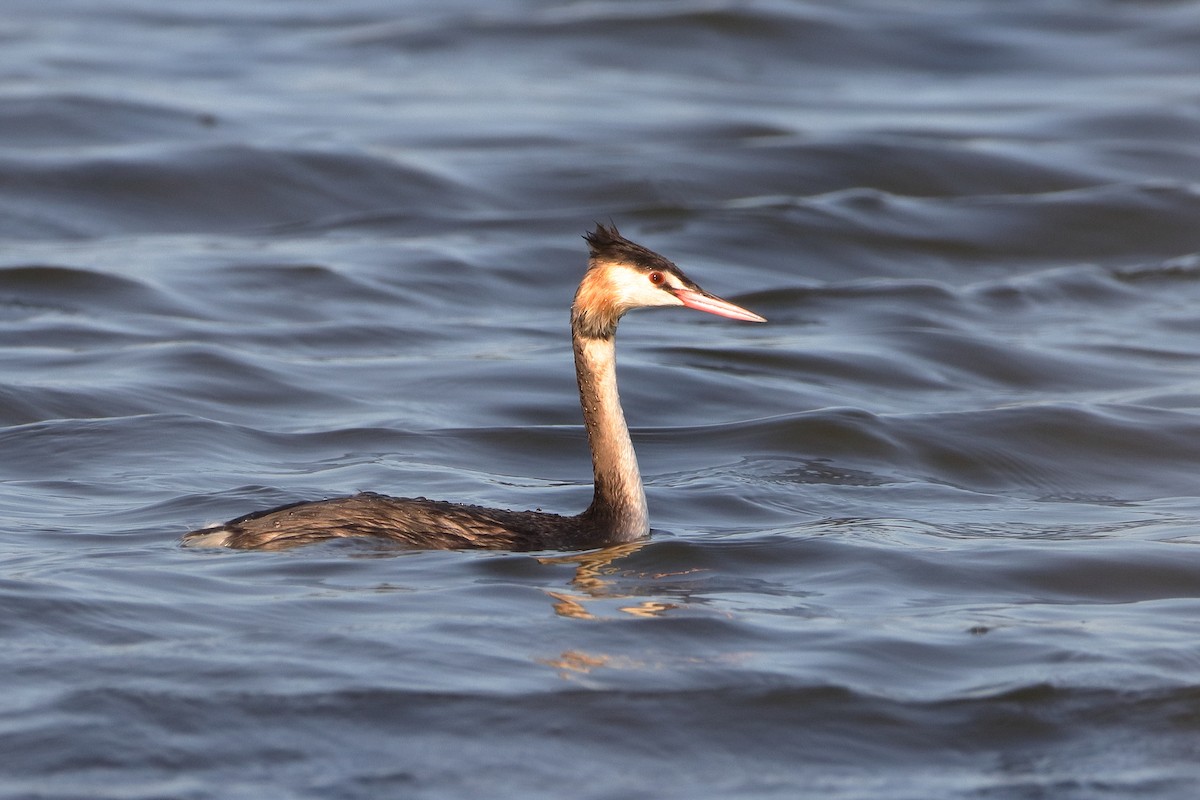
[182,223,765,551]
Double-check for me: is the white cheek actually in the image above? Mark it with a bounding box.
[610,271,683,308]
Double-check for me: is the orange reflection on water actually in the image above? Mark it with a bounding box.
[536,541,692,620]
[538,649,615,674]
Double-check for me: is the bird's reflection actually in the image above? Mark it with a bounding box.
[535,540,682,620]
[533,541,730,678]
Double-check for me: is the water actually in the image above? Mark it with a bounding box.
[4,1,1200,797]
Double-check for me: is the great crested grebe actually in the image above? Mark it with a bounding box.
[183,223,765,551]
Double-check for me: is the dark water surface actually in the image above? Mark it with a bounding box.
[5,1,1200,797]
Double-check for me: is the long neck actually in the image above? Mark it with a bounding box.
[571,324,650,541]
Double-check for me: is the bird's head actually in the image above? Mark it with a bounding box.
[571,223,765,339]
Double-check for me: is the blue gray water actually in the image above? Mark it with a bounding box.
[4,1,1200,798]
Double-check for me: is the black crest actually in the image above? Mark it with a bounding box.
[583,223,681,275]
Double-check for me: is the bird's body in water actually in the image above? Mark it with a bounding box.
[183,224,765,551]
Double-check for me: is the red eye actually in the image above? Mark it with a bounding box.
[649,271,664,285]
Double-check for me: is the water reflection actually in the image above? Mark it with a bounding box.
[538,649,624,676]
[536,541,682,620]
